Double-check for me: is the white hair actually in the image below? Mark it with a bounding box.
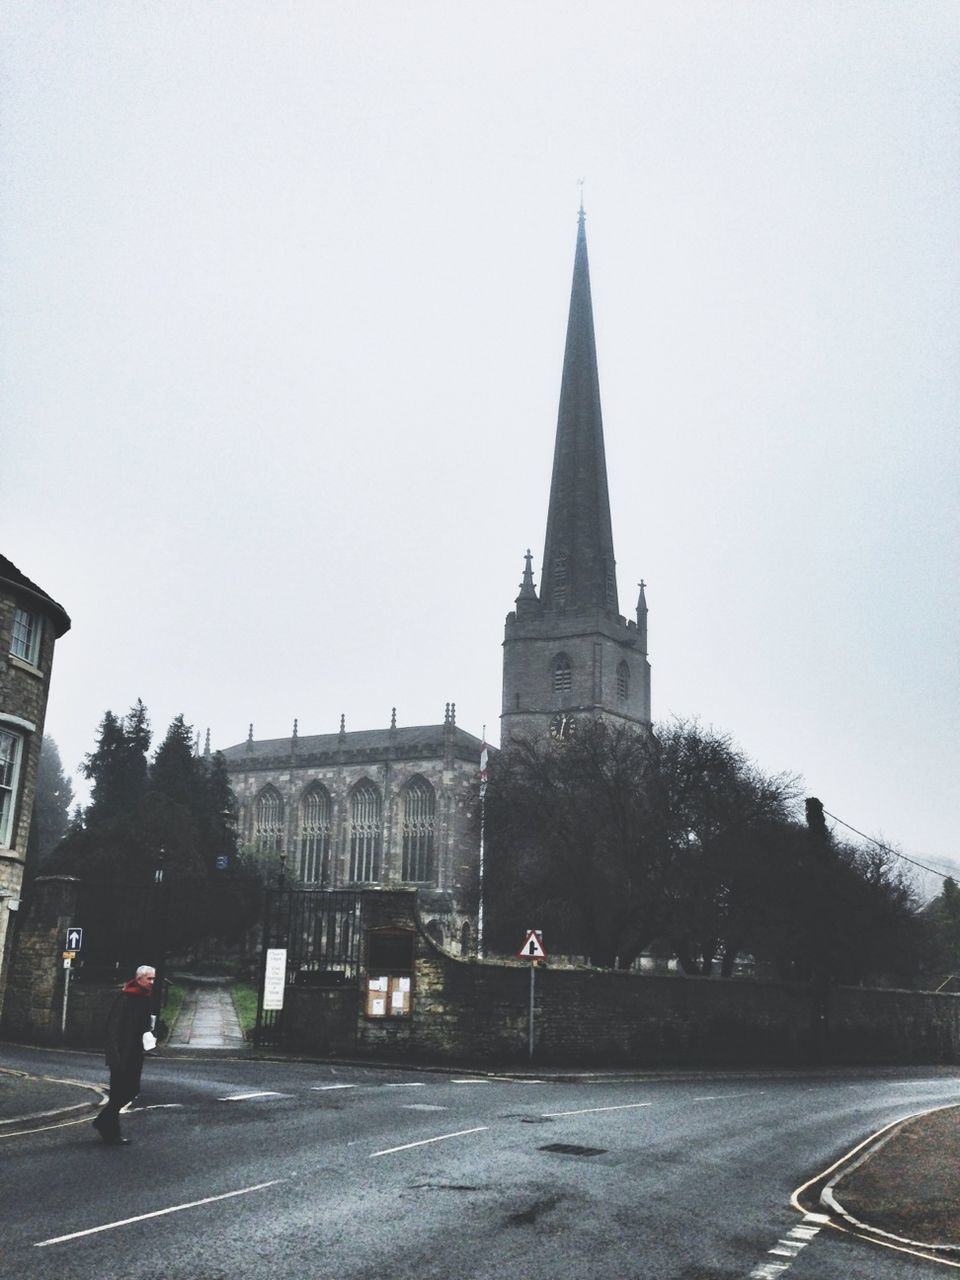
[136,965,156,977]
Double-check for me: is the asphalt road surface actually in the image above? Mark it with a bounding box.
[3,1044,960,1280]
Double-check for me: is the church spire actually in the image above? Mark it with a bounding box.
[539,207,618,615]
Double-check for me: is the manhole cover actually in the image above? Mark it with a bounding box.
[539,1143,606,1157]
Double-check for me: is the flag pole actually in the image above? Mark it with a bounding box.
[478,725,487,959]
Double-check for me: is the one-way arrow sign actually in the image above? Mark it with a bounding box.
[518,929,546,960]
[65,927,83,951]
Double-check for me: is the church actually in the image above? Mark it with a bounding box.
[221,208,651,952]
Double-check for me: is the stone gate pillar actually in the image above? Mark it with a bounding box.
[1,875,80,1044]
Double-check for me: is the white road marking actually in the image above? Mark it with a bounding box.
[127,1104,184,1111]
[541,1102,653,1118]
[311,1084,357,1091]
[218,1091,292,1101]
[385,1082,427,1088]
[1,1113,100,1139]
[769,1241,806,1257]
[369,1126,488,1157]
[748,1213,823,1278]
[35,1181,283,1247]
[403,1104,448,1111]
[0,1099,99,1126]
[451,1079,490,1084]
[693,1092,765,1102]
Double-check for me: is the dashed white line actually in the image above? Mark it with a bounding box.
[311,1084,358,1091]
[35,1181,283,1247]
[541,1102,653,1118]
[218,1091,292,1102]
[451,1079,490,1085]
[385,1082,427,1088]
[693,1092,765,1102]
[748,1213,824,1279]
[369,1126,488,1158]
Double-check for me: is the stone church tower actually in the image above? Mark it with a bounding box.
[501,210,651,744]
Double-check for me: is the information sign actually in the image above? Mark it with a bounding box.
[262,948,288,1012]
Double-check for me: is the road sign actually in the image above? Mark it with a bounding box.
[65,927,83,951]
[62,958,72,969]
[518,929,546,960]
[62,950,76,960]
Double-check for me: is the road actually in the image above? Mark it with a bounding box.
[3,1044,959,1279]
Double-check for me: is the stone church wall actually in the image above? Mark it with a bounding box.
[227,744,480,950]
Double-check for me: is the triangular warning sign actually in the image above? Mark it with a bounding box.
[518,929,546,960]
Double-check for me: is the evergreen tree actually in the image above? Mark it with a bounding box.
[923,876,960,981]
[24,735,74,881]
[46,701,257,962]
[47,702,154,881]
[83,701,151,819]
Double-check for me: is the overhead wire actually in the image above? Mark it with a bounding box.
[821,807,955,882]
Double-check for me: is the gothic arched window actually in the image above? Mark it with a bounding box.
[349,780,382,883]
[401,776,436,883]
[299,784,331,884]
[255,786,284,857]
[617,660,630,702]
[552,652,572,698]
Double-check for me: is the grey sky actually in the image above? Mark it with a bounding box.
[3,2,958,879]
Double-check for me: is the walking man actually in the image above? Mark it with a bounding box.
[93,964,156,1145]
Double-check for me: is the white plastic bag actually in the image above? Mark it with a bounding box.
[142,1030,157,1052]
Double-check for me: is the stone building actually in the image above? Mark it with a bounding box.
[0,555,70,1014]
[502,206,652,744]
[221,207,648,949]
[221,705,483,951]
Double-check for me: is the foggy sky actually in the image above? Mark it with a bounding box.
[3,1,958,884]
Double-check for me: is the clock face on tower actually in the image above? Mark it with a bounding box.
[549,713,576,742]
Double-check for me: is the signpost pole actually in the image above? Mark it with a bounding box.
[517,930,546,1062]
[528,962,535,1060]
[61,962,71,1038]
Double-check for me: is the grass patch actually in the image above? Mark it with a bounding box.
[158,981,188,1042]
[230,981,259,1038]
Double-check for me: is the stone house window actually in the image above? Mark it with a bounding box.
[11,608,41,665]
[552,652,572,697]
[401,777,435,883]
[0,727,23,848]
[299,785,331,884]
[255,786,284,858]
[350,780,382,882]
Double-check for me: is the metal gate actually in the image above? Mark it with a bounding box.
[255,888,363,1047]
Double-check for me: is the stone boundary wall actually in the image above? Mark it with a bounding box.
[281,891,960,1067]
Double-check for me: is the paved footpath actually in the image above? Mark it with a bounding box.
[165,980,246,1051]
